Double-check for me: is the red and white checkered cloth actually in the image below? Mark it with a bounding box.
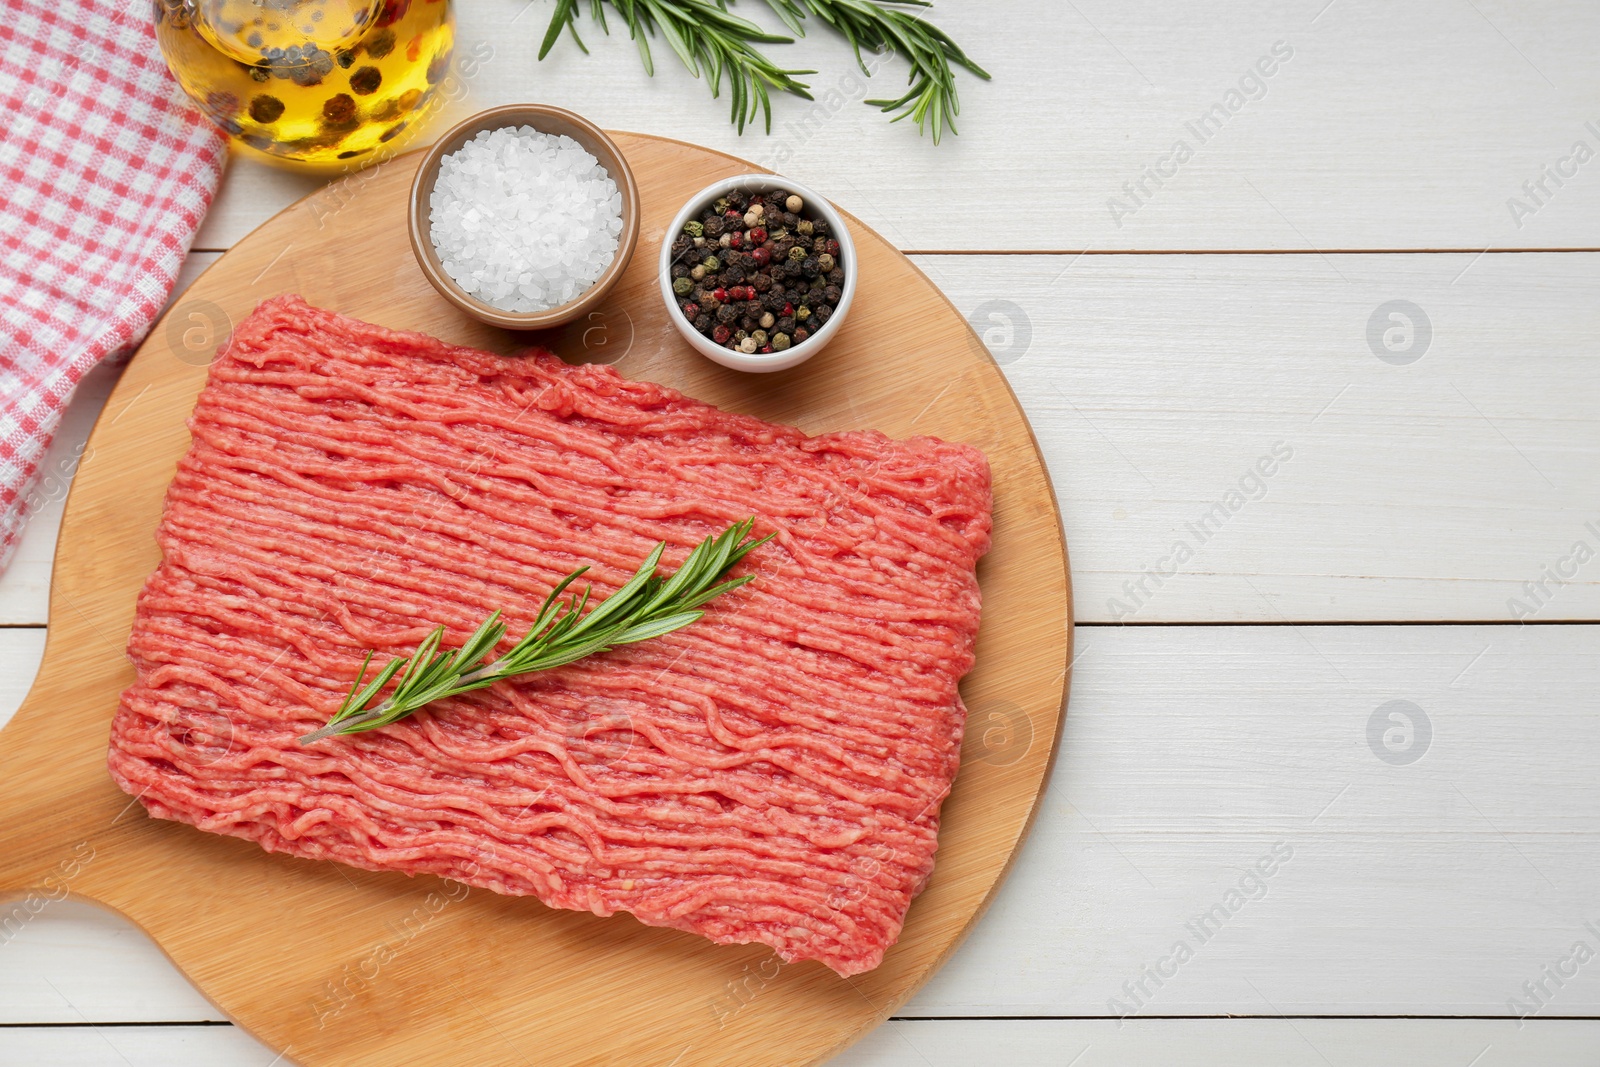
[0,0,226,571]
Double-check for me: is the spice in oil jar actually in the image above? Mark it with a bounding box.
[155,0,455,169]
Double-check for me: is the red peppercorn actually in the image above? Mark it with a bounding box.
[683,303,700,319]
[794,327,810,343]
[713,287,729,303]
[725,209,742,221]
[712,324,732,344]
[751,247,771,266]
[782,302,794,316]
[749,226,767,244]
[760,345,774,354]
[729,232,743,250]
[825,239,841,257]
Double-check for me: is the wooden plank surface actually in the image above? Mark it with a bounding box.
[7,625,1597,1022]
[196,0,1600,252]
[8,0,1600,1061]
[1,1019,1597,1067]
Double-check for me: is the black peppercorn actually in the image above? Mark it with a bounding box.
[802,256,820,278]
[776,316,796,335]
[365,28,396,58]
[716,304,738,325]
[827,267,845,286]
[704,216,725,238]
[724,265,745,285]
[812,218,831,237]
[753,274,772,293]
[671,263,689,280]
[349,65,382,94]
[728,190,748,210]
[823,284,843,305]
[761,291,785,313]
[783,260,803,278]
[694,313,713,331]
[249,94,286,122]
[782,211,798,228]
[814,304,833,324]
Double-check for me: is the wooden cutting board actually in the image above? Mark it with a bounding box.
[0,133,1071,1067]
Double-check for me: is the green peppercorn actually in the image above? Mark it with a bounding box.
[772,332,791,350]
[714,197,730,213]
[733,329,749,342]
[795,305,811,321]
[751,329,769,347]
[817,253,835,272]
[787,246,806,262]
[702,255,721,272]
[691,265,707,281]
[797,219,814,237]
[684,220,704,238]
[673,277,693,296]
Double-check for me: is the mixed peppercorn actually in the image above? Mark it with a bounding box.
[669,188,846,355]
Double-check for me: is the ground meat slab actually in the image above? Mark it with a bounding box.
[107,296,991,977]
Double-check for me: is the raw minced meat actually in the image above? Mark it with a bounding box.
[107,296,991,976]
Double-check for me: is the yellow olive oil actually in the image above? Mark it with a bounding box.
[155,0,454,170]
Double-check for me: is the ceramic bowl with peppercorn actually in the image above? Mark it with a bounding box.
[659,176,857,373]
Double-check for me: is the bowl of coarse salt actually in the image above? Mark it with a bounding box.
[408,104,640,330]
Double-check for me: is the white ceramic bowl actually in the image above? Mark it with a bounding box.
[658,175,857,373]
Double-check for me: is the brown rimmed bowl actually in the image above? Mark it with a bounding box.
[407,104,640,331]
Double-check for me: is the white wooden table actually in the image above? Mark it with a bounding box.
[5,1,1599,1062]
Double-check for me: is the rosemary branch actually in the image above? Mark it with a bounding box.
[540,0,815,133]
[298,518,772,744]
[764,0,988,142]
[534,0,987,141]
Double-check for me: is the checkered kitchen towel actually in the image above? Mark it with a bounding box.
[0,0,226,570]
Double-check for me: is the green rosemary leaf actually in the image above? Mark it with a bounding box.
[299,519,769,745]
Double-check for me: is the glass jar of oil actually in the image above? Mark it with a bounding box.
[155,0,455,170]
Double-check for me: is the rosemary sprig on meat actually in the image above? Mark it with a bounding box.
[299,519,772,744]
[534,0,987,141]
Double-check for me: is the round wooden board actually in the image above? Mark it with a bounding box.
[0,134,1071,1067]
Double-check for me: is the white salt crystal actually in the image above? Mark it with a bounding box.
[428,127,623,314]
